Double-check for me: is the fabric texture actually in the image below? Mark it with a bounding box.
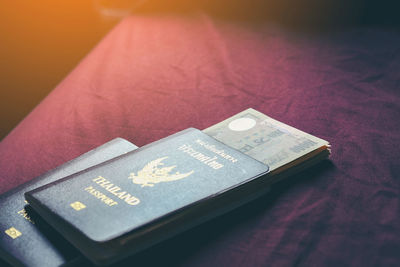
[0,13,399,266]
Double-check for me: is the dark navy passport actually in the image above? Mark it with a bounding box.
[25,128,270,266]
[0,138,138,267]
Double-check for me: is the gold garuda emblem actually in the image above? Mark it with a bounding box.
[128,157,194,187]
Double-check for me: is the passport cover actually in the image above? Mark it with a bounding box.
[25,128,270,266]
[0,138,138,267]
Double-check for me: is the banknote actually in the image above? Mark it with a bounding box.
[203,108,330,172]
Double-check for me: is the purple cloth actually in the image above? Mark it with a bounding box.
[1,13,399,266]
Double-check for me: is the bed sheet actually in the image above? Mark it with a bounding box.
[0,13,399,266]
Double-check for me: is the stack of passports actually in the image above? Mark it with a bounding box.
[2,108,330,266]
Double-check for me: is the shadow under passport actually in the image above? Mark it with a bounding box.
[110,160,335,267]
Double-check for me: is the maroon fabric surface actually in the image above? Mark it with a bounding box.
[1,14,399,266]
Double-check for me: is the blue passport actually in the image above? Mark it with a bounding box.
[0,138,138,267]
[25,128,270,265]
